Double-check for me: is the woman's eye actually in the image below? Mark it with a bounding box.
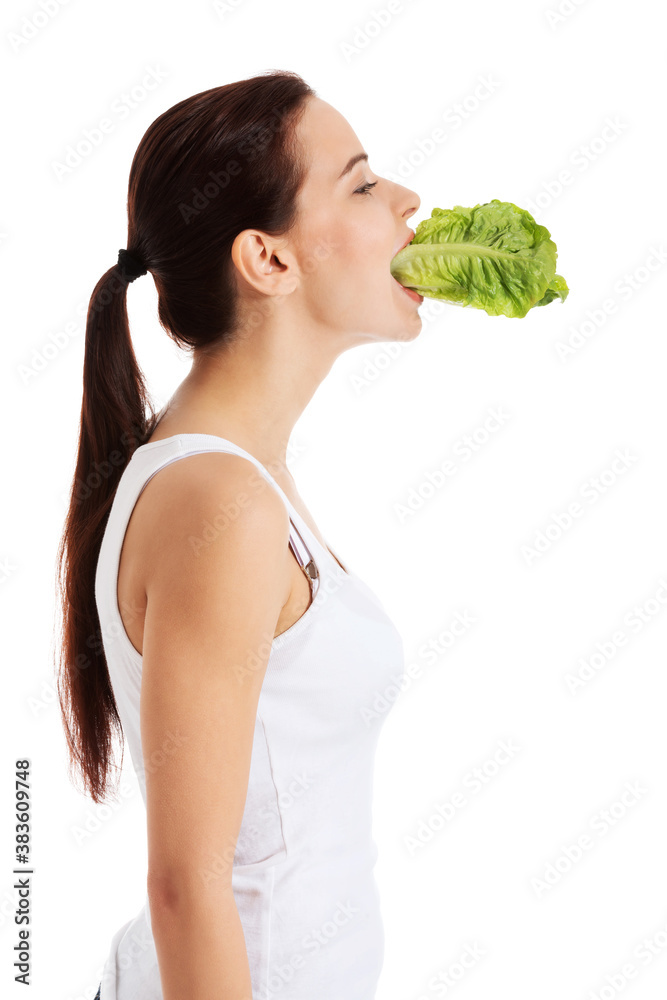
[354,181,378,196]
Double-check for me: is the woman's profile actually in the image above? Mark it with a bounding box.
[55,68,422,1000]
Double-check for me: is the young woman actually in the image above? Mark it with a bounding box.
[55,69,423,1000]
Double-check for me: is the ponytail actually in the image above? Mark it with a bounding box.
[55,257,158,803]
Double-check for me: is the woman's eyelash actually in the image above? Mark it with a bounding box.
[354,181,378,196]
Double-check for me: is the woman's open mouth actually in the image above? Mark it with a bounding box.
[392,275,423,304]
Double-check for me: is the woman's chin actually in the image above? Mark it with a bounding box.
[396,315,423,341]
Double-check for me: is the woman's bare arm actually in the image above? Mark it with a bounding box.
[138,453,291,1000]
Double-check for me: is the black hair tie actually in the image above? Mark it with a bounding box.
[117,248,148,282]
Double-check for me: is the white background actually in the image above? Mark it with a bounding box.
[2,0,667,998]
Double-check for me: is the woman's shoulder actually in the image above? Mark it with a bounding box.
[126,447,292,584]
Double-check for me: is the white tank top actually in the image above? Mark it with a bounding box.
[94,433,406,1000]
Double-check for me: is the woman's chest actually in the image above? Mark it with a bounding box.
[265,572,406,735]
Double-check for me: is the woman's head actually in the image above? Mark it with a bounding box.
[225,95,422,356]
[120,78,422,374]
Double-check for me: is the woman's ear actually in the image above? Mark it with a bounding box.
[231,231,298,295]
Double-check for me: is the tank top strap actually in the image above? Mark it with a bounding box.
[131,433,321,583]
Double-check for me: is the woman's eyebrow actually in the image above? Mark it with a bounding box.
[337,152,368,181]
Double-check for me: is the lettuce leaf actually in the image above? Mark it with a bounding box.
[390,199,569,318]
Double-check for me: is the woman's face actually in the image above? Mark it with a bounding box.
[287,96,423,348]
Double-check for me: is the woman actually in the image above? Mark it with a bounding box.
[56,69,422,1000]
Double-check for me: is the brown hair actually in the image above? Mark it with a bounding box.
[54,69,316,803]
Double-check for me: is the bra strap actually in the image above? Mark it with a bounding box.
[288,518,319,582]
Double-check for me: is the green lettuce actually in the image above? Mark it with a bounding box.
[390,199,569,318]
